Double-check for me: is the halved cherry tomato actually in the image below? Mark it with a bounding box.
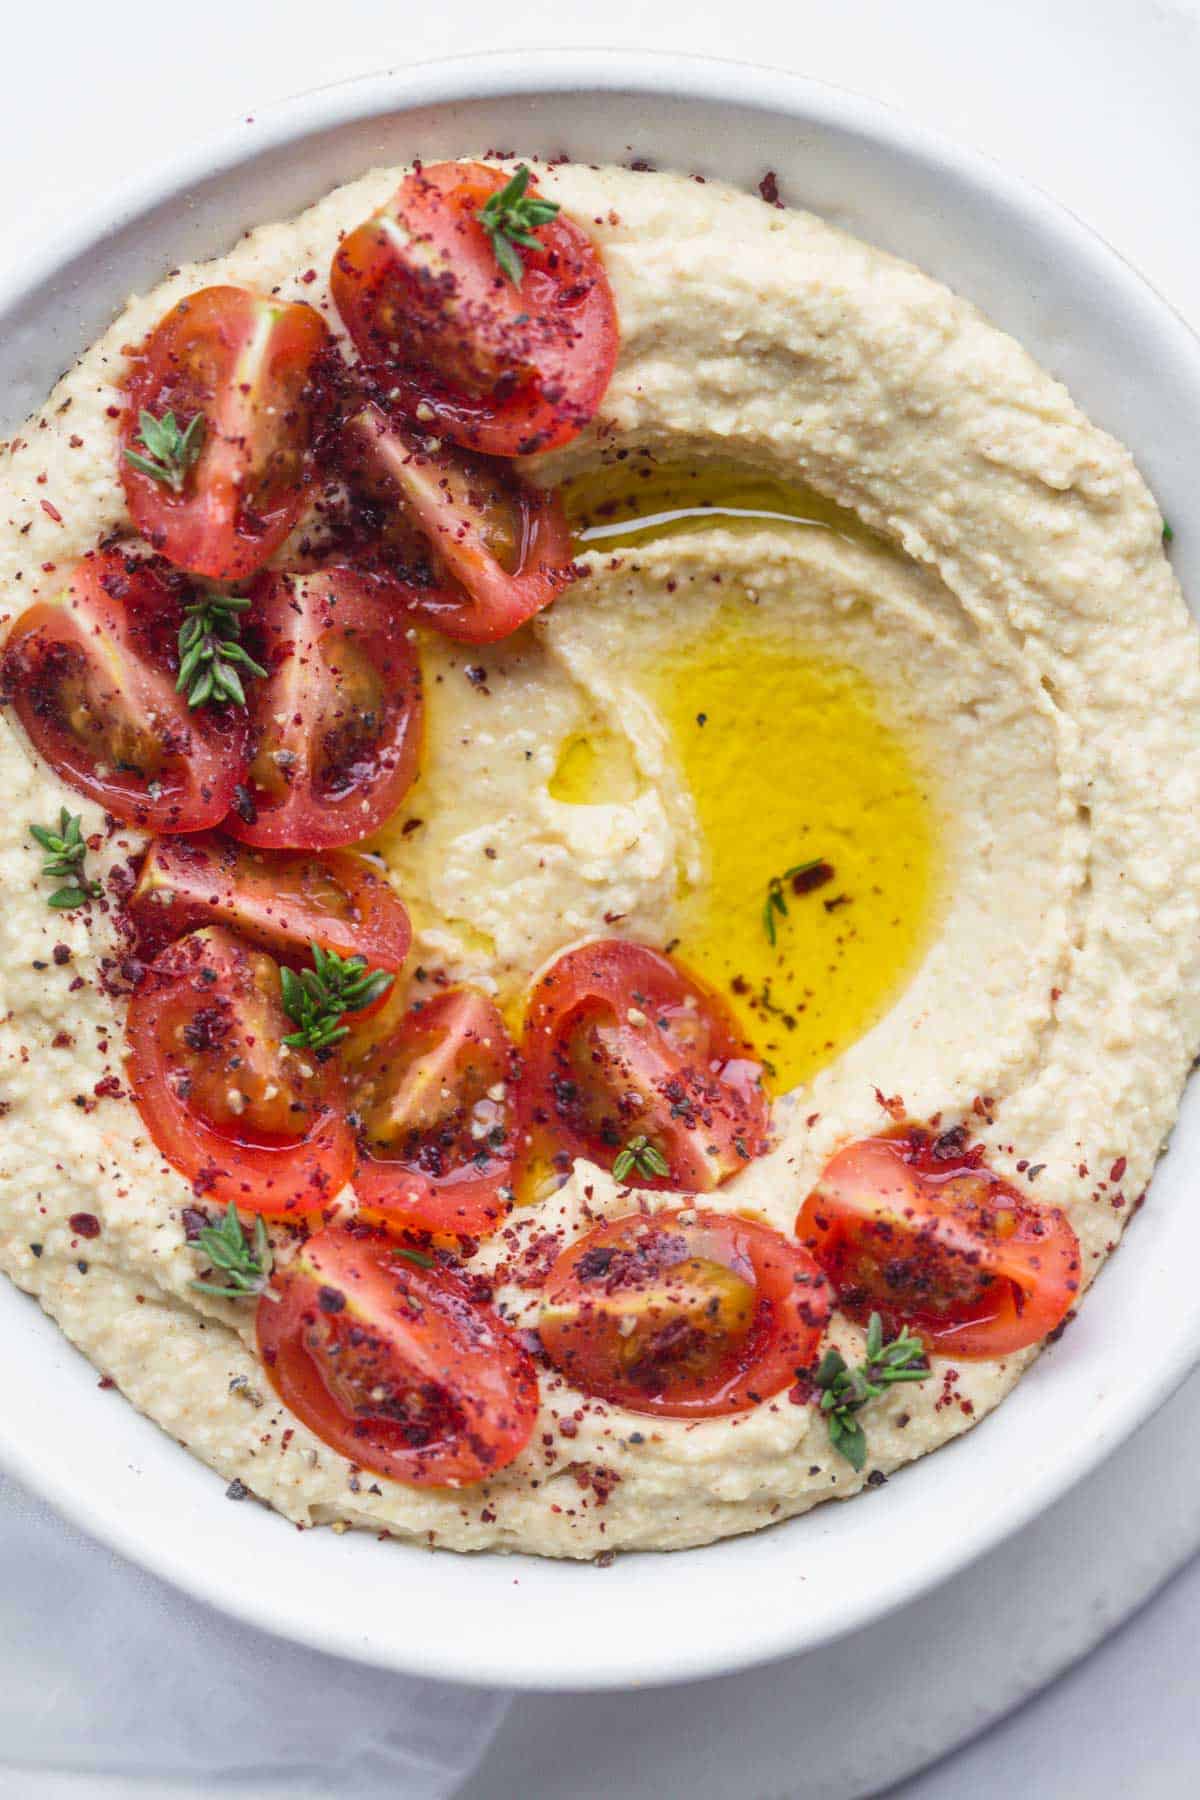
[125,926,353,1213]
[257,1224,539,1486]
[516,940,770,1194]
[796,1129,1081,1358]
[121,285,333,581]
[0,549,246,832]
[128,833,411,1004]
[331,161,618,457]
[225,567,423,850]
[340,405,577,643]
[538,1209,831,1417]
[349,987,518,1237]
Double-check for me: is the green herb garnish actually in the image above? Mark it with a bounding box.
[392,1245,435,1270]
[477,165,561,286]
[1163,519,1175,546]
[30,809,101,909]
[612,1134,671,1182]
[177,592,267,710]
[813,1312,930,1471]
[763,859,827,946]
[280,943,394,1053]
[123,408,205,492]
[188,1201,273,1300]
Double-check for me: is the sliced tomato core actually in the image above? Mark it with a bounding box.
[121,285,334,581]
[538,1209,831,1416]
[128,832,411,993]
[0,549,246,832]
[330,161,619,457]
[225,566,423,850]
[350,987,518,1237]
[340,405,577,642]
[125,926,353,1213]
[257,1224,539,1486]
[516,940,770,1195]
[796,1128,1082,1358]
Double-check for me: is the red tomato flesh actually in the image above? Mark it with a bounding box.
[225,567,423,850]
[517,940,770,1194]
[350,987,518,1238]
[257,1225,539,1486]
[340,405,577,643]
[128,833,411,994]
[796,1129,1082,1358]
[331,161,618,457]
[121,285,333,581]
[538,1209,831,1417]
[125,926,353,1214]
[0,549,246,832]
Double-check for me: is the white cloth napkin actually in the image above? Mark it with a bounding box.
[0,1474,510,1798]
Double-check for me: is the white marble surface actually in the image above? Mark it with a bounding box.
[5,0,1200,1793]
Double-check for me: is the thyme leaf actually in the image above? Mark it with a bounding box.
[476,165,560,286]
[762,858,829,946]
[123,408,205,492]
[176,592,267,710]
[813,1312,931,1472]
[29,809,101,910]
[280,943,394,1053]
[612,1133,671,1182]
[188,1202,273,1300]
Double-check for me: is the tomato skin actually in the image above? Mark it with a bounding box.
[516,940,770,1194]
[128,833,411,996]
[257,1225,539,1486]
[350,987,518,1238]
[121,285,333,581]
[125,926,353,1214]
[538,1209,831,1417]
[224,567,423,851]
[331,161,619,457]
[0,549,247,832]
[341,405,578,643]
[796,1130,1082,1358]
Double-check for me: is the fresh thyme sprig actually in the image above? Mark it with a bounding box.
[763,858,828,946]
[813,1312,931,1472]
[29,809,101,910]
[188,1202,273,1300]
[477,165,561,286]
[124,408,206,492]
[280,943,394,1053]
[177,593,267,709]
[612,1134,671,1182]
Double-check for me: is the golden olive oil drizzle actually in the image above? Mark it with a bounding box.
[558,460,938,1092]
[561,456,884,556]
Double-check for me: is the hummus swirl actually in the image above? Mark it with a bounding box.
[0,162,1197,1556]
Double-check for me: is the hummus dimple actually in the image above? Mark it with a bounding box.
[0,158,1198,1557]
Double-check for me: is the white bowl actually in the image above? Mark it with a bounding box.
[3,49,1199,1692]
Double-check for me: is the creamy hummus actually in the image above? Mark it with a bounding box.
[1,161,1198,1557]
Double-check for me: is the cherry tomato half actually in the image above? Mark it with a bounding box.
[796,1129,1082,1358]
[0,549,246,832]
[125,926,353,1214]
[516,940,770,1194]
[349,987,518,1238]
[128,832,411,999]
[121,285,333,581]
[538,1209,831,1417]
[331,161,618,457]
[225,567,423,851]
[340,405,577,643]
[257,1224,539,1486]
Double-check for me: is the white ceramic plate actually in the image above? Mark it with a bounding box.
[2,49,1199,1692]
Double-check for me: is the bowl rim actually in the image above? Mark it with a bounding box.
[3,45,1200,1691]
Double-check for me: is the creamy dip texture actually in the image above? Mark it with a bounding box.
[0,161,1198,1555]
